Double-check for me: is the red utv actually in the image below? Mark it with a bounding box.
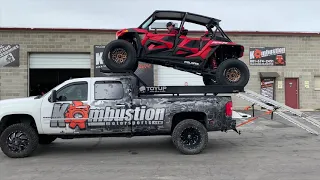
[102,10,250,87]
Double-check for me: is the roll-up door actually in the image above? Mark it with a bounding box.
[29,53,91,69]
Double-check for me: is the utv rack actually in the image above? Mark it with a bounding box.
[100,68,244,95]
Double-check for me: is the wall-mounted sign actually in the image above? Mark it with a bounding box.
[93,45,154,86]
[0,44,20,68]
[304,81,310,89]
[249,47,286,66]
[278,81,283,89]
[261,78,275,100]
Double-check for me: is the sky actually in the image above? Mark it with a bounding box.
[0,0,319,32]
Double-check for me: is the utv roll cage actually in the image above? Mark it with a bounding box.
[138,10,232,42]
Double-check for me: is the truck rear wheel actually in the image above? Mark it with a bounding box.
[0,123,39,158]
[102,39,138,72]
[172,119,208,155]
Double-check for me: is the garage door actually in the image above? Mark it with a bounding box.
[157,65,204,86]
[29,53,91,69]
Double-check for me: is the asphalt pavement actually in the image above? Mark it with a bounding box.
[1,110,320,180]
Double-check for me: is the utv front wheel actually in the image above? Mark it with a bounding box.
[172,119,208,155]
[102,39,138,71]
[0,123,39,158]
[216,59,250,87]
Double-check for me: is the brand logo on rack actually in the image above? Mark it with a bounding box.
[139,86,167,93]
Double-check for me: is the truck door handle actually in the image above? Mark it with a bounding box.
[115,104,125,107]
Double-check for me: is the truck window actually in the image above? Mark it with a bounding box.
[56,82,88,101]
[94,81,124,100]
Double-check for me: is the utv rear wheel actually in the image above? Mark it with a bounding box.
[216,59,250,87]
[203,75,217,85]
[0,123,39,158]
[172,119,208,155]
[102,39,138,71]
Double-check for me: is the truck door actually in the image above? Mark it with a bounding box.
[88,79,131,134]
[40,80,91,134]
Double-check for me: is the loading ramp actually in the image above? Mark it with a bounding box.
[236,90,320,135]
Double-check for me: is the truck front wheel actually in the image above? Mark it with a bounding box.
[172,119,208,155]
[0,123,39,158]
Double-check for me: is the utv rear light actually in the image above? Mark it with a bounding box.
[239,46,244,58]
[225,101,233,117]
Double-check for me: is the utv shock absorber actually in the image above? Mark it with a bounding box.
[212,59,218,69]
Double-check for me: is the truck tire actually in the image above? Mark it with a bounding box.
[102,39,138,72]
[39,135,57,145]
[0,123,39,158]
[215,59,250,87]
[172,119,208,155]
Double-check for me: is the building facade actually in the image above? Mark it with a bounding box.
[0,28,319,110]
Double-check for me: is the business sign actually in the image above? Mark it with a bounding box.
[249,47,286,66]
[260,78,275,100]
[0,44,20,67]
[94,45,154,86]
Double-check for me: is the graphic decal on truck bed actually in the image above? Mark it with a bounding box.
[88,106,165,126]
[49,101,165,130]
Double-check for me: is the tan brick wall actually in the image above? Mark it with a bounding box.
[1,30,320,110]
[0,30,115,100]
[230,35,320,110]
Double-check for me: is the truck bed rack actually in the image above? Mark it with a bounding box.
[100,69,244,95]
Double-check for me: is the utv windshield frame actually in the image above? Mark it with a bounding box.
[138,10,232,42]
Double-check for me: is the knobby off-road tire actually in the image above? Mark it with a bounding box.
[215,59,250,87]
[172,119,208,155]
[102,39,138,72]
[203,75,217,85]
[39,135,57,145]
[0,123,39,158]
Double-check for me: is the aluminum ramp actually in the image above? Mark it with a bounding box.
[235,90,320,135]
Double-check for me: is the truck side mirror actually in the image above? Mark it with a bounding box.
[51,90,57,102]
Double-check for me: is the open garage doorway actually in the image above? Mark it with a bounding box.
[28,53,91,96]
[29,69,90,96]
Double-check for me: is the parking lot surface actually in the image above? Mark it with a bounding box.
[1,110,320,180]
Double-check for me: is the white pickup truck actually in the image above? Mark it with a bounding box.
[0,73,240,158]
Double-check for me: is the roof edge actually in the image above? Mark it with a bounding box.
[0,27,319,36]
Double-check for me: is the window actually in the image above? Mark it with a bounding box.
[141,17,153,29]
[183,22,207,32]
[56,82,88,101]
[94,81,124,100]
[150,20,181,30]
[314,76,320,90]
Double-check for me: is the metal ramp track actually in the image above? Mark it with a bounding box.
[244,90,303,115]
[236,92,320,135]
[242,90,320,129]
